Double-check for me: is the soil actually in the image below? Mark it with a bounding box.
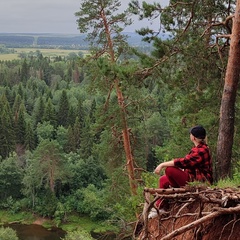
[143,203,240,240]
[32,218,47,225]
[135,187,240,240]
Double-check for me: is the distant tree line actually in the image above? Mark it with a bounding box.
[0,33,152,50]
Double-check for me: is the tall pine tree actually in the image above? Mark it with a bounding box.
[75,0,139,195]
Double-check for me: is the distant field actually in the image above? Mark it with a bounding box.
[0,48,88,61]
[0,53,18,61]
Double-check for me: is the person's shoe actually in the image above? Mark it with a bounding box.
[148,208,158,219]
[148,208,167,219]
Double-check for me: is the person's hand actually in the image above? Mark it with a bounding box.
[154,163,163,175]
[153,160,174,175]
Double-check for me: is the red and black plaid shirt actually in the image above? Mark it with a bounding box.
[174,143,213,184]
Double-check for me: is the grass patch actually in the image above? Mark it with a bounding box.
[216,177,240,188]
[0,210,34,225]
[60,214,118,234]
[187,175,240,189]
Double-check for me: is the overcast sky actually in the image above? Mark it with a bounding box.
[0,0,169,34]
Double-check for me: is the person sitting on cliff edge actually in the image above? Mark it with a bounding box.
[148,125,213,219]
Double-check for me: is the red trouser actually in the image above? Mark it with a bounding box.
[156,166,189,208]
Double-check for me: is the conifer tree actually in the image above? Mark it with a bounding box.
[75,0,138,195]
[66,66,73,83]
[31,139,65,194]
[34,96,45,126]
[43,98,57,128]
[25,122,36,151]
[14,103,26,148]
[76,98,85,128]
[68,106,76,127]
[17,83,24,99]
[73,116,81,150]
[0,95,15,159]
[20,58,29,84]
[66,116,82,153]
[89,99,96,124]
[4,87,14,107]
[216,0,240,179]
[57,90,69,127]
[130,0,239,179]
[73,64,81,83]
[80,115,93,159]
[12,94,22,116]
[65,126,75,153]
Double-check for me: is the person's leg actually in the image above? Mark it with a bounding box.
[155,175,170,208]
[148,175,170,218]
[159,175,171,189]
[165,167,189,187]
[156,167,189,209]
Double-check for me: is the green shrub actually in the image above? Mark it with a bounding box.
[79,184,112,220]
[0,227,19,240]
[61,229,93,240]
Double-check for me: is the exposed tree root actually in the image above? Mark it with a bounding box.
[134,186,240,240]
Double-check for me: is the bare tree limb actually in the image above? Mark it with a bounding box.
[160,205,240,240]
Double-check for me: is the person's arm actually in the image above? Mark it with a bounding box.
[154,160,175,175]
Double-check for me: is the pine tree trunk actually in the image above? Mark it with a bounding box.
[115,82,137,195]
[101,8,138,195]
[216,0,240,179]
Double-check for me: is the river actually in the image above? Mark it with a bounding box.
[6,223,129,240]
[6,223,66,240]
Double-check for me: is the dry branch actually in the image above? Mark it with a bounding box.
[136,186,240,240]
[144,187,189,194]
[161,205,240,240]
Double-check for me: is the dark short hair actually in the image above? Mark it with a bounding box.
[190,125,206,139]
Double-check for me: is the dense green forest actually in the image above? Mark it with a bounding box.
[0,52,160,223]
[1,0,240,238]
